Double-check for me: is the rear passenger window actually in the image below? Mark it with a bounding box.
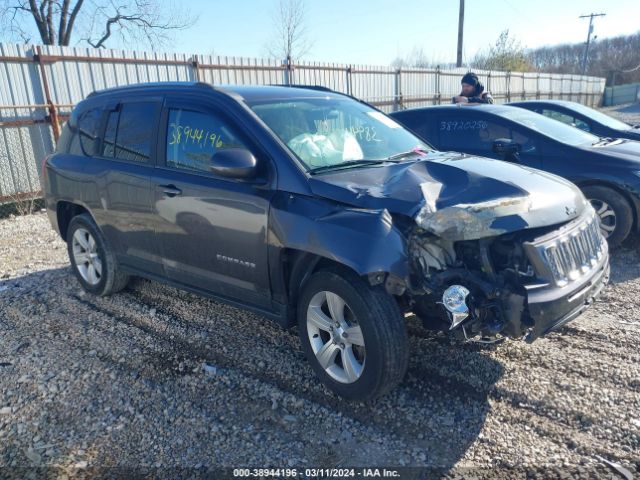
[113,103,156,162]
[78,108,101,155]
[542,109,591,132]
[100,102,157,163]
[165,109,247,173]
[101,111,118,158]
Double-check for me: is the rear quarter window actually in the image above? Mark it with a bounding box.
[77,107,102,155]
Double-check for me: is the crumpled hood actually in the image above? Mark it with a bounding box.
[308,153,587,240]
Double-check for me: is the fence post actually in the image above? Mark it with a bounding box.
[536,73,540,100]
[487,71,491,100]
[284,56,292,86]
[345,66,352,96]
[393,68,402,111]
[506,71,511,103]
[435,66,441,105]
[35,46,60,142]
[191,56,200,82]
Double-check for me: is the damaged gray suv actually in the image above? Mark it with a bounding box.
[43,83,610,400]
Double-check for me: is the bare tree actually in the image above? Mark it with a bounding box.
[0,0,195,49]
[526,31,640,85]
[471,30,533,72]
[266,0,312,61]
[391,46,439,69]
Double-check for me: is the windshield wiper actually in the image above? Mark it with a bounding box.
[308,159,388,174]
[591,137,615,146]
[386,148,431,161]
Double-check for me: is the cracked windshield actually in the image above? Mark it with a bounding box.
[249,97,431,171]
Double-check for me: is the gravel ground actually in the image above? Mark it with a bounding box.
[1,212,639,478]
[1,106,639,478]
[599,102,640,125]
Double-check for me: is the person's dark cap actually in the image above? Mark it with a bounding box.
[461,72,479,86]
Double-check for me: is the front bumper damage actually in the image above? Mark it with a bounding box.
[410,206,609,342]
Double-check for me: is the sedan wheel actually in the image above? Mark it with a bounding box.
[306,291,365,384]
[71,227,103,285]
[589,198,616,239]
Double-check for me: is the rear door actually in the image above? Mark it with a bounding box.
[151,95,275,308]
[83,98,164,275]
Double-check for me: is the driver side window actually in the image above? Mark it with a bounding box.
[165,108,246,173]
[439,116,537,154]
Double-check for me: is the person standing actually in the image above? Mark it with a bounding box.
[452,72,494,104]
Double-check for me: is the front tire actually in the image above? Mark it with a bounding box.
[582,185,633,248]
[297,267,409,401]
[66,213,129,296]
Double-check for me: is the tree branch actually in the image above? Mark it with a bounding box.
[62,0,83,44]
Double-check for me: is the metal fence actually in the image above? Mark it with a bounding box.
[0,42,607,212]
[603,82,640,106]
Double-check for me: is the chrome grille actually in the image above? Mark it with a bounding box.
[526,209,606,287]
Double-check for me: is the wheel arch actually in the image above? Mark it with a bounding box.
[56,201,95,242]
[574,179,640,233]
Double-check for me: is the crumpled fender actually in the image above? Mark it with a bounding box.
[268,192,410,281]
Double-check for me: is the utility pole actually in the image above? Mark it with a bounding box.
[456,0,464,68]
[580,12,605,75]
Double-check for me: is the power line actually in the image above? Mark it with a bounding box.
[579,12,606,74]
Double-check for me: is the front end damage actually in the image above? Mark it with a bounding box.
[304,155,609,342]
[406,203,609,343]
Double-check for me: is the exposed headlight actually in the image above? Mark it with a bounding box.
[442,285,470,329]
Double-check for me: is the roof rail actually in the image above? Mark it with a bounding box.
[273,83,379,110]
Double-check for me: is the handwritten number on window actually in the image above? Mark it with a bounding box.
[169,123,224,148]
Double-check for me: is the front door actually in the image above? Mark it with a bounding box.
[151,98,274,309]
[437,113,543,169]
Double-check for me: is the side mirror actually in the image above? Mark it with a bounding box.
[210,148,257,179]
[492,138,520,161]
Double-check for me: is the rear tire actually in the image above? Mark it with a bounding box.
[66,213,129,296]
[297,267,409,401]
[582,185,633,248]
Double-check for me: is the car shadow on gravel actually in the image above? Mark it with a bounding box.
[608,237,640,284]
[1,268,504,473]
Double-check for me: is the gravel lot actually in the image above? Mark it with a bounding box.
[1,106,639,478]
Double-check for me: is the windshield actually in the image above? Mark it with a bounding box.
[561,102,632,131]
[496,108,599,146]
[248,97,432,171]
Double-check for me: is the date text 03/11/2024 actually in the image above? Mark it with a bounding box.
[232,468,401,477]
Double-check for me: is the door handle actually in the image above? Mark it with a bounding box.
[159,184,182,197]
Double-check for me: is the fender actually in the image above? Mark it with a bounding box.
[268,192,411,283]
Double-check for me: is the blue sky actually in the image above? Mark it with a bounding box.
[171,0,640,65]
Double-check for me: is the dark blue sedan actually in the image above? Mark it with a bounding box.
[390,104,640,247]
[508,100,640,141]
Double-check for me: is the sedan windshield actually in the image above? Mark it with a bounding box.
[561,102,632,131]
[247,97,432,171]
[497,107,599,146]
